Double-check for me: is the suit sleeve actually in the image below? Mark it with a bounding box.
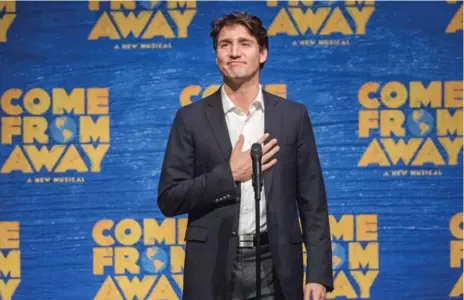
[296,107,334,292]
[157,109,238,217]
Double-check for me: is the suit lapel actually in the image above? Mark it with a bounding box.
[203,89,232,161]
[263,90,282,203]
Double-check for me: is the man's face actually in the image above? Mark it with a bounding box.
[216,24,267,83]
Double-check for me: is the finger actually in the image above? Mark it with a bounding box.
[257,133,270,144]
[319,292,326,300]
[262,144,280,164]
[312,290,321,300]
[303,288,310,300]
[262,158,277,171]
[262,138,278,153]
[304,287,313,300]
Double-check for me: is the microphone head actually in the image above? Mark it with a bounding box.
[250,143,262,157]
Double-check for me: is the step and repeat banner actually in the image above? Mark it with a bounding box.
[0,1,463,299]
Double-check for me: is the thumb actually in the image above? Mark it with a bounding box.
[234,134,244,151]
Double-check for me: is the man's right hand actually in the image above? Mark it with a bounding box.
[229,133,279,182]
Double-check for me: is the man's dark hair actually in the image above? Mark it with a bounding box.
[210,12,269,68]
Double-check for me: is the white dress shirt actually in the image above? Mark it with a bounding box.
[221,85,267,235]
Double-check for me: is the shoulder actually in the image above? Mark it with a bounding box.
[176,98,205,117]
[175,90,218,121]
[263,90,308,117]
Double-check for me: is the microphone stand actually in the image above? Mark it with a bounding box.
[254,185,261,300]
[251,143,263,300]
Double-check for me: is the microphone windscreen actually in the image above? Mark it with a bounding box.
[250,143,262,156]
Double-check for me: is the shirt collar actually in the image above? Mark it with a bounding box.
[221,84,265,114]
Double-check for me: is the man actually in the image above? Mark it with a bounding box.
[158,12,333,300]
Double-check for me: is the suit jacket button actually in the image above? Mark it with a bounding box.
[232,231,237,236]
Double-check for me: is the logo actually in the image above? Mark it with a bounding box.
[446,0,463,33]
[92,218,187,299]
[180,84,287,107]
[325,214,379,299]
[0,88,111,183]
[357,81,463,176]
[0,222,21,299]
[0,1,15,43]
[266,0,374,47]
[140,247,169,274]
[88,0,197,50]
[449,213,463,297]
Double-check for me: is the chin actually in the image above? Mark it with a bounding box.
[228,75,249,83]
[221,70,254,83]
[230,74,246,79]
[229,72,251,79]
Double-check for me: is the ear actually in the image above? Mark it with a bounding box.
[259,48,268,65]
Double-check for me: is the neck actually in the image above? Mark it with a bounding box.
[223,74,260,114]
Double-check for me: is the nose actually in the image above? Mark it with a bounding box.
[230,43,240,58]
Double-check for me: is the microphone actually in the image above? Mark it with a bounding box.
[250,143,263,199]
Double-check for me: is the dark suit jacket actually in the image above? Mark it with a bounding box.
[158,88,333,300]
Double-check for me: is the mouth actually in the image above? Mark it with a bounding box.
[228,61,246,66]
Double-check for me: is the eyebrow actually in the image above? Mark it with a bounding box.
[218,37,254,44]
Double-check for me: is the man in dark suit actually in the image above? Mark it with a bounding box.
[158,12,333,300]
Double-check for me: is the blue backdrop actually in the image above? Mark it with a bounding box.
[0,1,463,299]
